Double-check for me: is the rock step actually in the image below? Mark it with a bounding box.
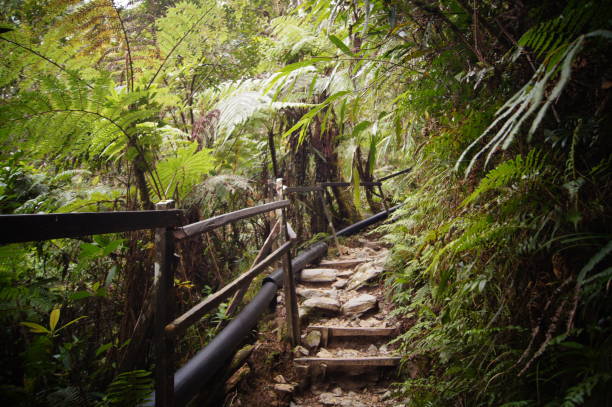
[294,356,401,367]
[307,325,397,339]
[318,258,368,269]
[299,268,337,283]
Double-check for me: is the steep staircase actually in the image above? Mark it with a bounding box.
[286,238,401,406]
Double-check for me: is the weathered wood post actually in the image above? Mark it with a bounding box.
[276,179,300,346]
[154,200,176,407]
[377,184,389,212]
[317,186,342,253]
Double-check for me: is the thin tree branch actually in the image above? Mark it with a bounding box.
[110,0,135,92]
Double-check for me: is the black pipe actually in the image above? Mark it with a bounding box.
[142,282,279,407]
[172,281,277,406]
[146,206,401,406]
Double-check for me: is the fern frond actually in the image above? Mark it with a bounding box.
[462,149,546,206]
[457,19,612,176]
[559,373,611,407]
[154,142,214,201]
[102,370,153,406]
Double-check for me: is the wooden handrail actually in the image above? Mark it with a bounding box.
[284,181,381,192]
[173,200,290,240]
[165,240,292,336]
[319,181,382,187]
[284,185,324,193]
[0,210,184,244]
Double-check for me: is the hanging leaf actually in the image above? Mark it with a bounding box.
[328,34,353,56]
[352,120,372,139]
[352,163,361,208]
[20,322,51,334]
[49,308,60,332]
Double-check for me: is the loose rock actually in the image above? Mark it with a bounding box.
[347,264,383,290]
[319,392,342,405]
[358,318,377,327]
[342,294,378,315]
[273,383,294,395]
[296,288,337,299]
[294,345,309,356]
[332,279,347,289]
[304,330,321,348]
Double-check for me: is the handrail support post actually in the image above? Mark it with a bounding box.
[154,200,176,407]
[318,187,342,254]
[276,179,300,346]
[377,185,389,212]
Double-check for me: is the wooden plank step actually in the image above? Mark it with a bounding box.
[319,258,368,269]
[307,325,396,337]
[294,356,401,367]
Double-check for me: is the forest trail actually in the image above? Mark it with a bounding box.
[274,235,402,407]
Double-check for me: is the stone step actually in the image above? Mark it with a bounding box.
[319,258,368,269]
[307,325,397,339]
[294,356,401,368]
[299,268,337,283]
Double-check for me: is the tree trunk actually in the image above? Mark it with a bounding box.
[311,107,360,227]
[355,146,381,213]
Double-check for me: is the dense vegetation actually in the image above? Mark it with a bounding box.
[1,0,610,406]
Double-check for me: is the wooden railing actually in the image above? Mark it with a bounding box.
[150,180,301,406]
[0,167,410,407]
[0,209,183,244]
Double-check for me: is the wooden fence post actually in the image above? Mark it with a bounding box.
[317,187,342,253]
[154,200,176,407]
[276,179,300,346]
[377,184,389,212]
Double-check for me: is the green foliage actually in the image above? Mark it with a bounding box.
[2,1,612,406]
[99,370,154,406]
[457,0,612,175]
[462,149,547,206]
[155,141,214,201]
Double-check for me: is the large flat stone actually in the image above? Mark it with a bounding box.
[303,297,341,313]
[300,268,337,283]
[296,288,337,299]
